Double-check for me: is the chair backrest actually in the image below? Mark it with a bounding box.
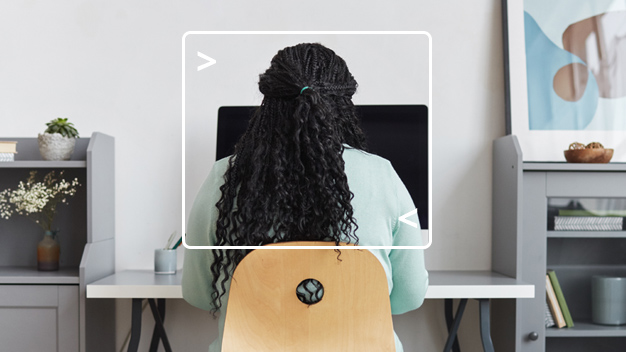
[222,241,396,352]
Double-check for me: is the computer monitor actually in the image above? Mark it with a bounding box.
[216,105,429,230]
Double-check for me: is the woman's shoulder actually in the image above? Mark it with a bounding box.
[195,157,231,199]
[343,146,394,170]
[203,156,231,182]
[213,156,231,172]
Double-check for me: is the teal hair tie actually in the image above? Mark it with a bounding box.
[300,86,310,94]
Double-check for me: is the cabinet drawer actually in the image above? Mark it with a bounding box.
[0,285,58,307]
[0,285,79,352]
[546,172,626,197]
[0,307,58,351]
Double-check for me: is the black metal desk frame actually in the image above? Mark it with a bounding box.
[443,298,494,352]
[128,298,172,352]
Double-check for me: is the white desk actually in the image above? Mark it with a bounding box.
[426,270,534,299]
[87,270,182,298]
[88,270,533,352]
[87,269,533,299]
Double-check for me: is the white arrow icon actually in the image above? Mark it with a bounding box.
[197,52,216,71]
[398,208,418,228]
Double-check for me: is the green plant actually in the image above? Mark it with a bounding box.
[45,118,79,138]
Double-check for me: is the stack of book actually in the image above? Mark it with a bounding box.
[545,269,574,328]
[555,210,626,231]
[0,141,17,162]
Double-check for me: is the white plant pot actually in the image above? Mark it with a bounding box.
[38,133,76,161]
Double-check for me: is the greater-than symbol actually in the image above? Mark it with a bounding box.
[197,52,216,71]
[398,208,418,228]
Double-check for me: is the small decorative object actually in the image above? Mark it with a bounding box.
[0,170,80,271]
[38,230,60,271]
[564,142,614,163]
[154,249,177,274]
[592,275,626,325]
[154,231,180,274]
[38,118,80,161]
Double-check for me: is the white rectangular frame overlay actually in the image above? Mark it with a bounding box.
[182,31,432,250]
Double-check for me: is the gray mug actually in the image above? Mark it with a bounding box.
[154,249,177,274]
[592,275,626,325]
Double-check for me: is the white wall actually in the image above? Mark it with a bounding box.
[0,1,505,351]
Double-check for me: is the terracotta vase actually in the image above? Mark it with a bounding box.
[37,230,60,271]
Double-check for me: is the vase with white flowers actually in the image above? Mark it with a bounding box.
[0,170,80,271]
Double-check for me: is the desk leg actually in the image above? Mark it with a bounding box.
[147,298,173,352]
[443,298,467,352]
[149,299,166,352]
[478,299,494,352]
[128,298,143,352]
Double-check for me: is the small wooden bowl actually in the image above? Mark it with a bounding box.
[564,148,613,163]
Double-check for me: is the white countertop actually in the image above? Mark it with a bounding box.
[87,270,534,299]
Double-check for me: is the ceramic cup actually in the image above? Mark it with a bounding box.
[154,249,177,275]
[592,275,626,325]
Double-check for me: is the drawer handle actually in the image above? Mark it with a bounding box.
[528,332,539,341]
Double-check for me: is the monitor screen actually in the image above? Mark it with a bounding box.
[216,105,429,230]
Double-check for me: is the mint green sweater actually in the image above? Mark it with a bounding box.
[182,147,428,352]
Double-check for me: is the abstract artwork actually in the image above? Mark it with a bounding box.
[504,0,626,161]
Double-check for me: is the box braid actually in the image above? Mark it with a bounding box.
[209,43,368,312]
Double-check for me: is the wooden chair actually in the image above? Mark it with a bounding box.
[222,241,396,352]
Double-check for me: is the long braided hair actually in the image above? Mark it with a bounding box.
[210,43,367,312]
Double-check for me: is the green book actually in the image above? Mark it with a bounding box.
[547,270,574,328]
[559,209,626,217]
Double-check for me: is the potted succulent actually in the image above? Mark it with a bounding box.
[38,118,80,161]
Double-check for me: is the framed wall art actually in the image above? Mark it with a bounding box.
[503,0,626,161]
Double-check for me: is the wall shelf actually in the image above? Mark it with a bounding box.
[547,231,626,238]
[523,162,626,172]
[546,321,626,338]
[0,161,87,168]
[0,266,79,284]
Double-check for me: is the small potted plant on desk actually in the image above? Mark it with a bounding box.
[38,118,80,161]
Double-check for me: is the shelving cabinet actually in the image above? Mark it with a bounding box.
[0,133,115,352]
[491,135,626,352]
